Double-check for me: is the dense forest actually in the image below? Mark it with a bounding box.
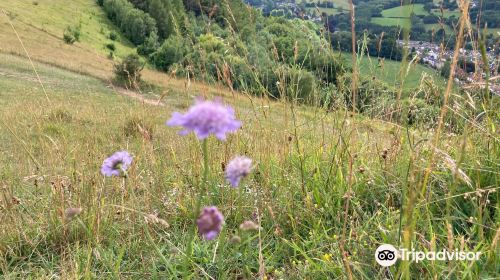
[98,0,344,105]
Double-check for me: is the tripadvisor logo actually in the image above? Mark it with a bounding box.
[375,244,398,267]
[375,244,482,267]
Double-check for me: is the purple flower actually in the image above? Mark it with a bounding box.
[225,156,253,187]
[101,151,133,177]
[197,206,224,240]
[166,98,241,140]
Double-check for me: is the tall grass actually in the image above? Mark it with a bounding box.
[0,0,498,279]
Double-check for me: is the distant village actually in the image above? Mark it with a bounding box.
[397,40,499,95]
[246,0,499,95]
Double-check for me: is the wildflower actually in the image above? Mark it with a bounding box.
[197,206,224,240]
[229,235,241,244]
[65,207,82,220]
[239,220,260,231]
[322,253,332,262]
[225,156,253,187]
[101,151,133,177]
[166,98,241,140]
[11,196,21,205]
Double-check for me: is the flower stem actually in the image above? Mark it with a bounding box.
[185,139,209,270]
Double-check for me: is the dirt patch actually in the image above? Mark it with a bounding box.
[112,86,165,106]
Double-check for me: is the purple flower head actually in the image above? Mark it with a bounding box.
[166,98,241,141]
[101,151,133,177]
[197,206,224,240]
[225,156,253,187]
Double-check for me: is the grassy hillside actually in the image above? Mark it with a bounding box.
[338,52,447,89]
[371,17,411,28]
[381,4,428,17]
[0,0,200,93]
[371,4,428,29]
[306,6,341,16]
[431,8,460,18]
[0,0,498,279]
[0,0,134,78]
[0,51,399,278]
[0,0,135,57]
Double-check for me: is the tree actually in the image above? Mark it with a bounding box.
[148,0,171,39]
[103,0,157,45]
[151,36,187,71]
[138,32,160,56]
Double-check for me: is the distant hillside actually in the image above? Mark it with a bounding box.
[0,0,134,78]
[0,0,229,100]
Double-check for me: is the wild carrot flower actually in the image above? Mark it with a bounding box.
[101,151,133,177]
[166,98,241,140]
[197,206,224,240]
[225,156,253,187]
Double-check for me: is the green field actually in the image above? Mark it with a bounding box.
[306,7,342,16]
[338,52,446,89]
[425,23,454,34]
[371,17,411,29]
[431,8,461,18]
[381,4,428,17]
[372,4,429,28]
[297,0,351,10]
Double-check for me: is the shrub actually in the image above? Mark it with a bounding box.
[270,66,316,102]
[286,67,316,102]
[63,32,76,44]
[123,117,154,140]
[225,55,255,91]
[151,36,186,71]
[137,32,160,56]
[108,32,117,41]
[318,84,342,110]
[63,25,81,44]
[105,43,116,51]
[403,98,440,127]
[114,54,144,88]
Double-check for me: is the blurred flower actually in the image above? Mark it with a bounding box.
[239,220,260,231]
[225,156,253,187]
[197,206,224,240]
[229,235,241,244]
[322,253,332,262]
[166,98,241,140]
[101,151,132,177]
[65,207,82,220]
